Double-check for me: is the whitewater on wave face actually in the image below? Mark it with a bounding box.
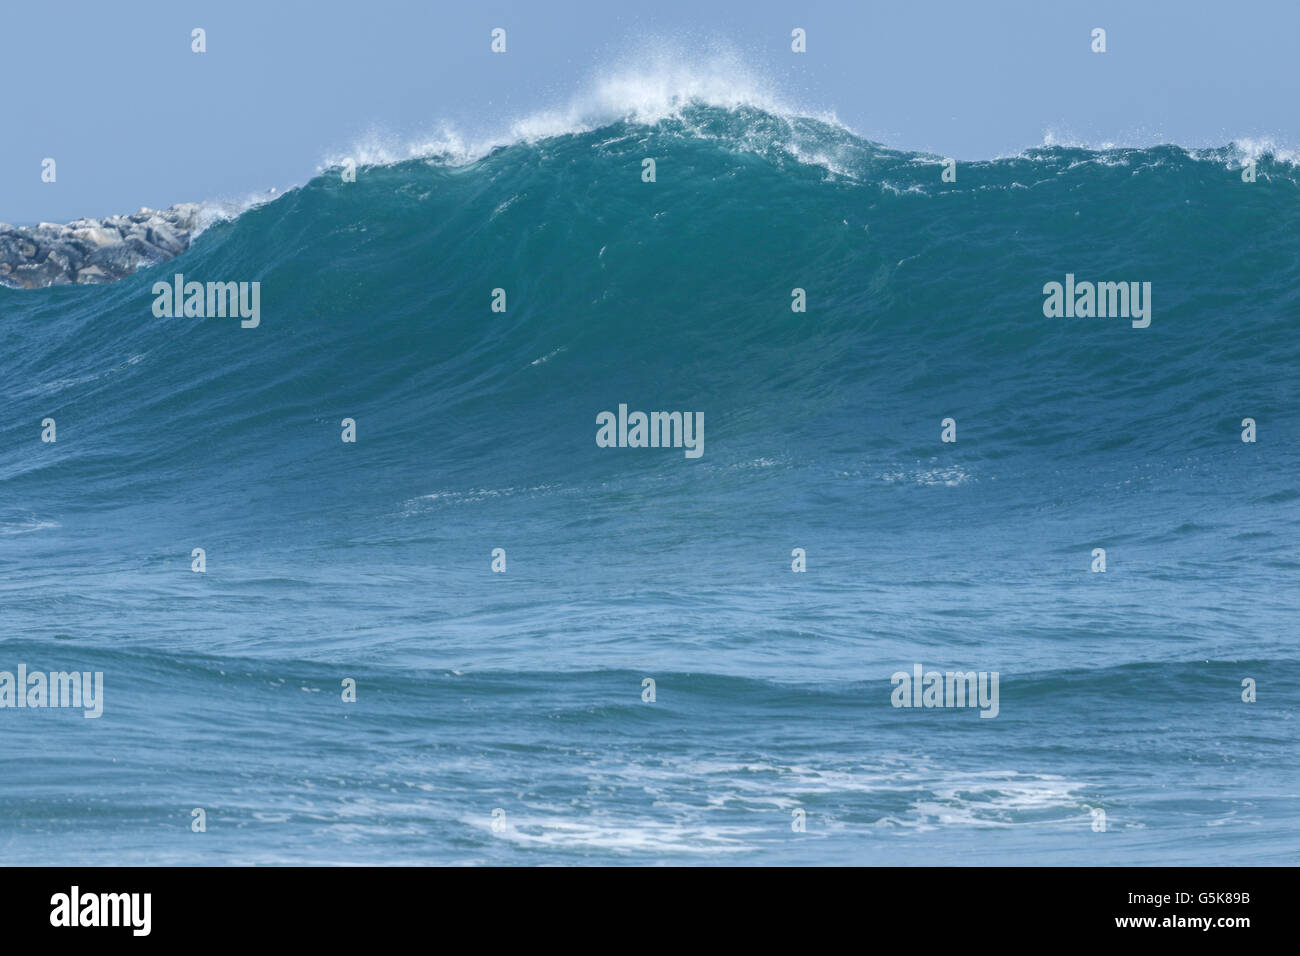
[313,48,1300,180]
[319,47,845,170]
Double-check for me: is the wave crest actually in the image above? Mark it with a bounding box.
[321,49,843,171]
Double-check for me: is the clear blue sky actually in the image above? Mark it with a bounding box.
[3,0,1296,225]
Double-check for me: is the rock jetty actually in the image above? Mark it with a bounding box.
[0,203,201,290]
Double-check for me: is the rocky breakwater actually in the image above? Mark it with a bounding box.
[0,203,201,290]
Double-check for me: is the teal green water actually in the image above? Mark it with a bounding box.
[1,105,1297,863]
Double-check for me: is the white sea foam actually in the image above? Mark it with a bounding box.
[0,517,60,536]
[399,484,566,517]
[468,812,762,854]
[466,756,1091,853]
[865,462,974,487]
[320,46,849,175]
[1008,129,1300,169]
[1215,135,1300,166]
[193,192,288,239]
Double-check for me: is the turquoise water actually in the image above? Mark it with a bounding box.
[1,104,1297,864]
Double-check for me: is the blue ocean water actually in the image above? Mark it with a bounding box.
[1,100,1297,864]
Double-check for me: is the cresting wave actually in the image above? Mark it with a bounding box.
[8,65,1298,292]
[314,61,1300,176]
[3,90,1298,499]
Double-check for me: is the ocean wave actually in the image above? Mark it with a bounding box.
[7,68,1299,293]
